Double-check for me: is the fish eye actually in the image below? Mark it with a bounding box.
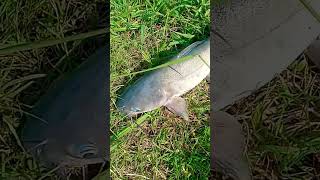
[131,107,141,112]
[67,143,98,159]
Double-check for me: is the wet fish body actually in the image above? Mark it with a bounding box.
[117,39,210,120]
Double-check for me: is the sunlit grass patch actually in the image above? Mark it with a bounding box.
[110,0,210,178]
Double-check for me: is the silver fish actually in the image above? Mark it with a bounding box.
[22,47,109,168]
[213,0,320,179]
[117,39,210,120]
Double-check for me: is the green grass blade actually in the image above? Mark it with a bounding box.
[111,55,195,79]
[110,114,150,152]
[299,0,320,23]
[91,170,109,180]
[0,28,107,54]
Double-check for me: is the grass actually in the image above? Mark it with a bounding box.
[0,28,106,54]
[110,0,210,179]
[110,83,211,179]
[0,0,106,179]
[214,1,320,179]
[1,0,320,179]
[223,55,320,179]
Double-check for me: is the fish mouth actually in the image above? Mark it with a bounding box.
[62,143,107,166]
[24,141,106,167]
[62,155,106,166]
[42,149,106,167]
[117,104,142,117]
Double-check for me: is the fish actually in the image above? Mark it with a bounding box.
[306,35,320,68]
[21,46,109,168]
[116,39,210,120]
[212,0,320,179]
[212,111,250,180]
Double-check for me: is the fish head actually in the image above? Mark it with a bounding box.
[115,78,150,116]
[116,84,165,117]
[22,70,108,167]
[116,96,145,117]
[22,103,109,167]
[32,136,107,167]
[23,107,108,168]
[116,71,169,116]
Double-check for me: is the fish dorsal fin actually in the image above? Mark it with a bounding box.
[175,40,205,59]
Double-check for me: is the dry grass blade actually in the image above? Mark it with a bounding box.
[111,114,150,152]
[0,106,47,124]
[1,74,46,91]
[2,118,25,152]
[3,81,34,99]
[38,165,62,180]
[111,55,195,79]
[0,29,107,54]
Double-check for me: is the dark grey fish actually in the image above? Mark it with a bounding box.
[212,111,249,180]
[213,0,320,179]
[21,46,109,168]
[306,35,320,68]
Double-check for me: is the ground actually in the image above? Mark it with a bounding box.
[1,0,320,179]
[211,54,320,180]
[225,55,320,179]
[0,0,106,179]
[110,0,210,179]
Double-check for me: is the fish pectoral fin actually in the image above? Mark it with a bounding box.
[165,96,189,121]
[205,74,210,83]
[306,36,320,69]
[213,111,251,180]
